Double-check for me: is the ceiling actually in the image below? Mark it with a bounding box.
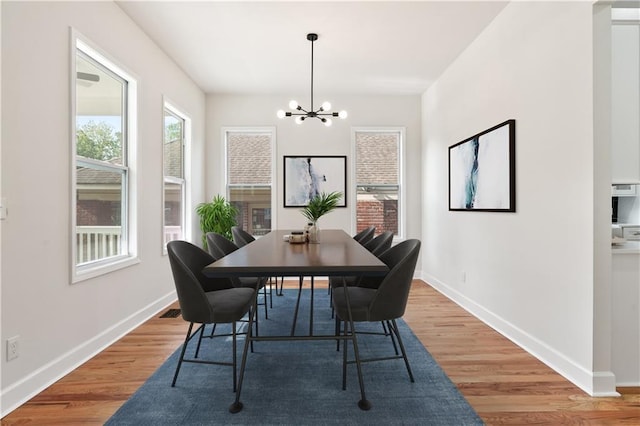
[116,1,508,96]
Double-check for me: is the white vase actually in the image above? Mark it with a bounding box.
[308,221,319,243]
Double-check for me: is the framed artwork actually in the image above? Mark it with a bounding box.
[283,156,347,207]
[449,119,516,212]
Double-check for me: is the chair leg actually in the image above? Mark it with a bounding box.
[232,320,237,392]
[171,322,194,387]
[263,284,269,319]
[269,277,274,308]
[384,320,400,355]
[194,323,206,359]
[390,319,415,382]
[342,318,349,390]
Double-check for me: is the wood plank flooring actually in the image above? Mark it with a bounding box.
[2,280,638,424]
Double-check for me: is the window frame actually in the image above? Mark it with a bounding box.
[350,127,406,241]
[222,127,277,237]
[71,30,139,283]
[162,99,190,254]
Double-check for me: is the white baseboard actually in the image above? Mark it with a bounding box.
[421,273,619,397]
[0,291,177,417]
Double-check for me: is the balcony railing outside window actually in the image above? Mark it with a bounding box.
[76,226,181,264]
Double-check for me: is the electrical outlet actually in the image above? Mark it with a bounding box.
[7,336,19,361]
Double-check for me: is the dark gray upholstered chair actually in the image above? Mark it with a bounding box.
[167,240,256,392]
[232,226,279,302]
[353,226,375,245]
[231,226,254,247]
[206,232,270,320]
[332,239,421,389]
[328,231,394,291]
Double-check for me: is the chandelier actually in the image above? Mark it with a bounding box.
[277,33,347,127]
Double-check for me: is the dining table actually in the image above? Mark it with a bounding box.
[202,229,389,413]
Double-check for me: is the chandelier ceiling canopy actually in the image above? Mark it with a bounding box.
[277,33,347,127]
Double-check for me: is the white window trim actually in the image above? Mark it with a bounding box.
[162,98,191,254]
[70,28,139,283]
[350,127,406,241]
[221,127,277,233]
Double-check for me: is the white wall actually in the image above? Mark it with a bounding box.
[205,94,422,245]
[1,2,205,415]
[422,2,615,395]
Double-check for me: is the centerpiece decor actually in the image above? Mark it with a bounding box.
[300,191,342,243]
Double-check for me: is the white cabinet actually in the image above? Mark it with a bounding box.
[612,24,640,183]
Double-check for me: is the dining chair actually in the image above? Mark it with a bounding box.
[326,227,379,296]
[167,240,256,392]
[232,226,279,302]
[231,226,254,247]
[206,232,270,321]
[353,226,376,245]
[332,239,421,389]
[328,231,394,293]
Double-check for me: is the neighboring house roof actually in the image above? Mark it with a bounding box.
[228,133,271,185]
[356,132,398,185]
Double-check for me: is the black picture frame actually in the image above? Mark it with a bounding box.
[283,155,347,207]
[448,119,516,212]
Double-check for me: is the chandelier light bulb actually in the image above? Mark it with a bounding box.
[295,116,304,125]
[338,110,348,119]
[321,101,331,111]
[276,110,286,119]
[289,100,299,110]
[324,118,333,127]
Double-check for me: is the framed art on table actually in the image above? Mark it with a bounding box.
[449,119,516,212]
[283,155,347,207]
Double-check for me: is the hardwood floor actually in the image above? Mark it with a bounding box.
[2,280,638,424]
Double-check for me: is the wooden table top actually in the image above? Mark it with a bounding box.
[202,229,388,278]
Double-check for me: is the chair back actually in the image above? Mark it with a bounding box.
[364,231,394,257]
[167,241,233,323]
[353,226,375,245]
[231,226,255,247]
[206,232,239,260]
[368,239,421,321]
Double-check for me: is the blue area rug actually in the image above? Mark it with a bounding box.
[106,287,483,425]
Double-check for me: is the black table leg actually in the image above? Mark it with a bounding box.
[290,276,304,336]
[341,276,371,410]
[309,276,314,336]
[229,296,257,413]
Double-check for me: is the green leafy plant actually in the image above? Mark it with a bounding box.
[196,195,238,248]
[300,191,343,223]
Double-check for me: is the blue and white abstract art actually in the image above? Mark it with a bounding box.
[449,120,515,212]
[284,156,347,207]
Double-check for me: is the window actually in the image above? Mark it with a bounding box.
[72,35,138,281]
[163,103,188,250]
[352,128,404,238]
[224,129,275,237]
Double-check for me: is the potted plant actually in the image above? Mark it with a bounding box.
[196,195,238,249]
[300,191,343,243]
